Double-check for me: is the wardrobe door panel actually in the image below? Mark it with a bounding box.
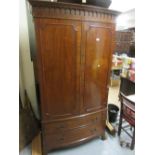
[35,19,81,120]
[83,22,112,112]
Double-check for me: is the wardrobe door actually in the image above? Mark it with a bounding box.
[35,19,81,120]
[82,22,113,112]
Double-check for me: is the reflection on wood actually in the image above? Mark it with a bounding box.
[32,133,42,155]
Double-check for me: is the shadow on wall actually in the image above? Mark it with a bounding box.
[19,0,39,119]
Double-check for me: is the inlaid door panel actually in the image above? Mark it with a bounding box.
[82,22,112,112]
[35,19,81,120]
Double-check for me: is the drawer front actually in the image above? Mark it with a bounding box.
[43,109,106,134]
[44,122,105,150]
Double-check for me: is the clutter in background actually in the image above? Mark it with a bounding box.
[111,54,135,87]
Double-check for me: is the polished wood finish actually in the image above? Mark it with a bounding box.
[83,22,112,112]
[34,19,81,121]
[28,1,119,154]
[45,122,105,151]
[43,109,106,134]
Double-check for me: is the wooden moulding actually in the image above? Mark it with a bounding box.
[28,0,120,23]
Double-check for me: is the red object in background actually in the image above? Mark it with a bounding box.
[112,58,123,67]
[128,70,135,82]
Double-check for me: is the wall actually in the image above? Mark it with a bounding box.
[116,9,135,30]
[19,0,39,118]
[109,0,134,12]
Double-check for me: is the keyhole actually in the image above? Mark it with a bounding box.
[97,64,100,68]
